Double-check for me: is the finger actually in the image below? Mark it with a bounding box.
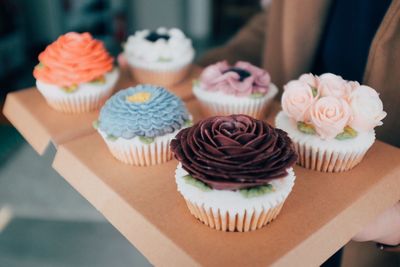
[352,202,400,245]
[117,53,129,70]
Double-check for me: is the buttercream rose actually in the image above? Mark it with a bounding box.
[282,80,317,122]
[199,61,270,96]
[299,73,319,89]
[318,73,350,98]
[349,85,387,132]
[34,32,114,87]
[170,115,297,190]
[310,96,352,139]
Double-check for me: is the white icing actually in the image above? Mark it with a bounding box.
[98,127,181,165]
[98,126,181,146]
[36,68,119,99]
[193,83,278,105]
[275,111,375,153]
[193,83,278,117]
[123,27,195,71]
[175,163,295,215]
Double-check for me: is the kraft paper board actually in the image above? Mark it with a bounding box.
[4,68,400,266]
[52,109,400,266]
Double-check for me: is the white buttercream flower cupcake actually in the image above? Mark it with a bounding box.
[275,73,387,172]
[193,61,278,119]
[171,115,298,232]
[95,85,192,166]
[33,32,119,113]
[123,27,195,87]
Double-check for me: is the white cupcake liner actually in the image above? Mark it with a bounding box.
[98,128,180,166]
[36,69,119,114]
[275,111,375,172]
[184,199,285,232]
[128,64,191,87]
[175,164,295,232]
[193,83,278,119]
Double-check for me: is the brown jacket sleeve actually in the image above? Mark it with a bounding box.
[197,10,268,67]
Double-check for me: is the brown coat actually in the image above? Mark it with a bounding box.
[199,0,400,147]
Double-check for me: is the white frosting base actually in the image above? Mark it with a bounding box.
[123,27,194,71]
[193,83,278,118]
[97,114,192,165]
[36,68,119,100]
[175,163,295,215]
[193,83,278,105]
[98,127,181,147]
[97,127,180,166]
[275,111,375,153]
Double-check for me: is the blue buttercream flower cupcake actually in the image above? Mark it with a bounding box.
[95,84,192,166]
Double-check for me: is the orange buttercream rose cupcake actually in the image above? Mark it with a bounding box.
[33,32,119,113]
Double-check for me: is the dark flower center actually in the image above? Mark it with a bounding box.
[223,67,251,81]
[145,31,170,42]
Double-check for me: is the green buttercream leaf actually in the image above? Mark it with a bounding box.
[249,92,265,99]
[297,121,316,135]
[311,86,318,97]
[92,120,99,130]
[158,57,172,62]
[239,184,275,198]
[335,126,358,140]
[107,134,118,141]
[184,120,193,127]
[138,136,155,144]
[192,79,200,87]
[90,76,106,85]
[183,175,211,192]
[35,62,44,69]
[62,84,78,93]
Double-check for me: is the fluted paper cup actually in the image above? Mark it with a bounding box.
[193,83,278,119]
[98,128,180,166]
[129,65,191,87]
[175,164,295,232]
[36,69,119,114]
[275,111,375,172]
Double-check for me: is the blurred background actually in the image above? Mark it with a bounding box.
[0,0,262,266]
[0,0,262,98]
[0,1,399,266]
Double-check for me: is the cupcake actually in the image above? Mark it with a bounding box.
[33,32,119,113]
[123,27,194,87]
[171,115,297,232]
[95,85,192,166]
[275,73,387,172]
[193,61,278,119]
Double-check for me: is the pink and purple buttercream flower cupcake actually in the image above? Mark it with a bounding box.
[193,61,277,119]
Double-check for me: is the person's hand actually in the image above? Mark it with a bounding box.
[116,53,134,83]
[117,53,128,70]
[352,202,400,246]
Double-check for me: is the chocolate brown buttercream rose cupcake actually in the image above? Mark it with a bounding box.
[171,115,298,232]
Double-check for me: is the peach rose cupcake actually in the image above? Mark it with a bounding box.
[275,73,386,172]
[193,61,278,119]
[33,32,119,113]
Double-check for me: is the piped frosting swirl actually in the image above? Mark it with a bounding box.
[199,61,271,97]
[171,115,298,190]
[123,27,194,70]
[98,85,190,139]
[33,32,114,87]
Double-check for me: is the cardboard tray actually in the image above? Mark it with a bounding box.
[4,67,400,266]
[52,99,400,266]
[2,66,201,154]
